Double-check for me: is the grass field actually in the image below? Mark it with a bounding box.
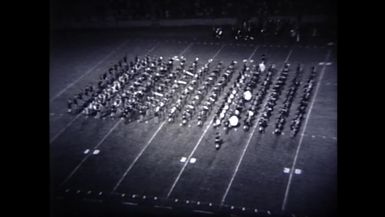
[50,28,337,217]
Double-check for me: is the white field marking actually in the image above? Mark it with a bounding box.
[283,168,290,173]
[50,113,82,143]
[193,210,214,215]
[180,156,187,162]
[189,158,197,164]
[122,202,138,206]
[59,119,122,187]
[50,39,130,102]
[50,42,159,143]
[294,169,302,174]
[179,43,194,56]
[58,41,190,186]
[110,42,195,192]
[220,49,293,206]
[211,44,226,60]
[112,121,166,192]
[119,43,223,195]
[220,118,259,205]
[281,49,332,211]
[248,45,259,60]
[284,49,293,62]
[166,118,214,198]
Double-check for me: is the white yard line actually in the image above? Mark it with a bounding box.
[50,39,130,103]
[280,49,332,211]
[59,119,122,187]
[49,42,159,144]
[285,49,293,62]
[165,44,226,198]
[57,42,165,186]
[193,210,214,215]
[220,49,293,206]
[112,121,166,192]
[110,43,194,192]
[248,46,259,60]
[50,113,82,144]
[212,44,225,60]
[166,118,214,198]
[179,43,193,56]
